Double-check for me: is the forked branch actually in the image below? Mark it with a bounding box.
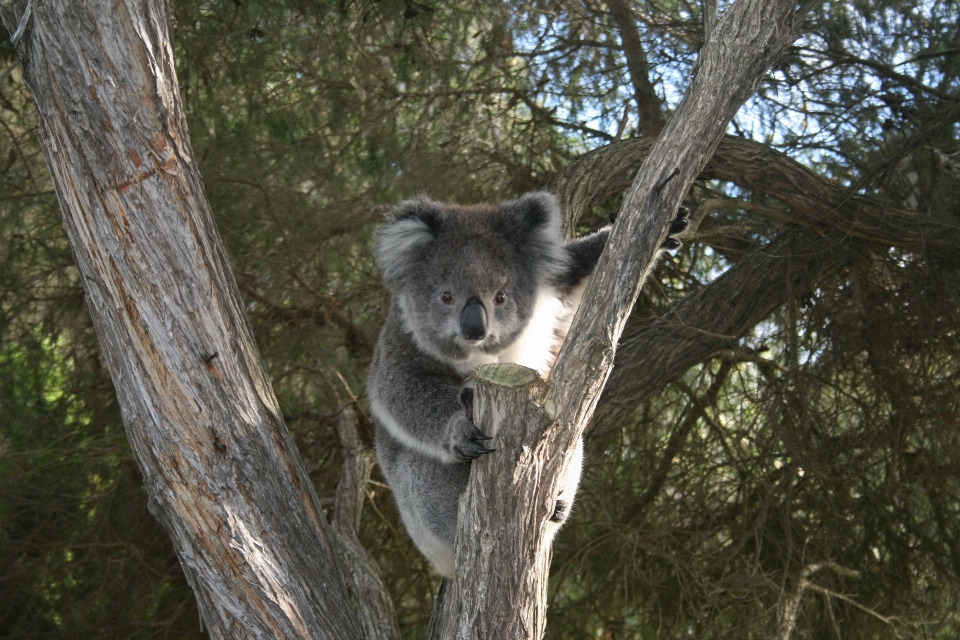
[434,0,803,637]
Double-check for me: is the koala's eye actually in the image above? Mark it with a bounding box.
[494,291,506,305]
[440,291,454,305]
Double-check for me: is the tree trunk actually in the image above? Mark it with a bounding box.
[433,0,802,637]
[434,364,557,639]
[0,1,361,638]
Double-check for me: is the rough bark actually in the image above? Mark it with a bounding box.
[0,1,361,638]
[704,0,719,43]
[435,0,802,637]
[436,364,557,640]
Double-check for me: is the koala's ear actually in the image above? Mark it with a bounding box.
[508,192,563,241]
[374,197,442,286]
[504,191,567,280]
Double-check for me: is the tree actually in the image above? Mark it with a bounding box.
[1,0,958,638]
[0,0,361,637]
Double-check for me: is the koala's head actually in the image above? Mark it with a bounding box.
[374,192,568,365]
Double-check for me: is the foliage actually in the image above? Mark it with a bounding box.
[1,0,958,637]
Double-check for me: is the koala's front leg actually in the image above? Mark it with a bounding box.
[368,349,496,464]
[451,387,495,461]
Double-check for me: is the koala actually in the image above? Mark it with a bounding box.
[367,192,686,577]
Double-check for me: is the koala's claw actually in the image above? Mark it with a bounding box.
[669,206,690,235]
[453,421,495,461]
[453,445,497,461]
[661,206,689,251]
[608,205,689,250]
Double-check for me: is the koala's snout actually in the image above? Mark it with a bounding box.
[460,297,487,341]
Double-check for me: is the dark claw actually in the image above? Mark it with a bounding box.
[453,419,495,461]
[453,445,496,461]
[669,206,689,234]
[660,206,688,250]
[550,500,569,523]
[465,422,491,443]
[669,218,689,235]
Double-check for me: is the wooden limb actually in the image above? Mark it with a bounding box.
[592,228,858,438]
[435,364,557,639]
[548,0,801,420]
[436,0,802,636]
[777,562,864,640]
[549,134,960,264]
[606,0,665,137]
[0,1,361,637]
[330,403,401,640]
[704,0,718,44]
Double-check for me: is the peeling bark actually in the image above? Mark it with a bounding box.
[0,1,361,637]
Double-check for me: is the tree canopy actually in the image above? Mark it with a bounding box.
[1,0,958,638]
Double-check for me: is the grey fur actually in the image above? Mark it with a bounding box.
[367,192,604,577]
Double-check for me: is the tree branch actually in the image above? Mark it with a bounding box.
[550,134,960,265]
[435,0,802,637]
[548,110,960,440]
[592,228,859,438]
[330,396,401,640]
[606,0,665,136]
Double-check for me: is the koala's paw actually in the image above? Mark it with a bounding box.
[550,500,569,523]
[451,387,495,461]
[607,205,689,250]
[660,206,689,251]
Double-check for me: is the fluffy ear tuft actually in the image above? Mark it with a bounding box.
[509,192,563,240]
[374,197,442,286]
[504,191,568,281]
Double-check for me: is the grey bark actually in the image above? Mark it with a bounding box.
[433,0,803,637]
[704,0,719,43]
[0,1,362,638]
[434,365,556,639]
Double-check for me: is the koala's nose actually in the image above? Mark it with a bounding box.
[460,297,487,341]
